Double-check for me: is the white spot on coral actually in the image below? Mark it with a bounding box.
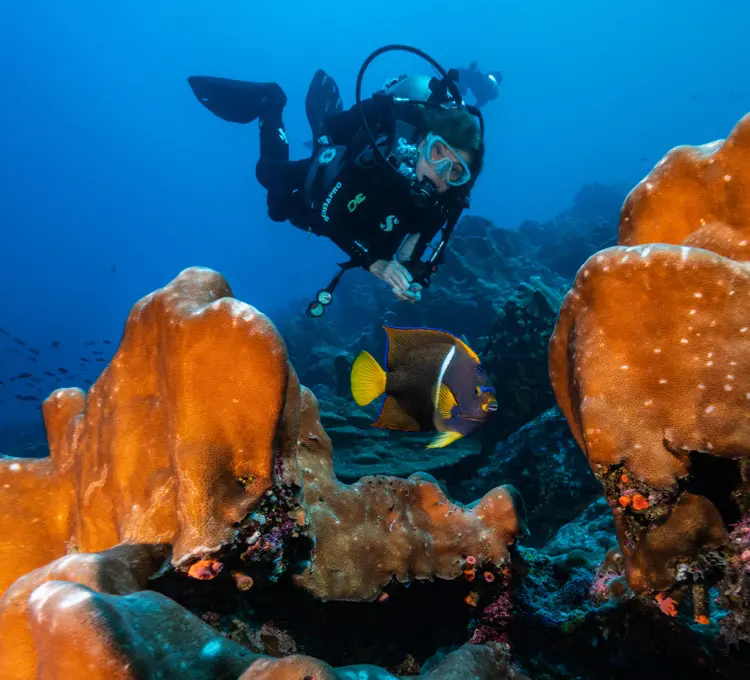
[8,463,20,472]
[694,292,703,298]
[741,327,748,333]
[689,309,696,315]
[727,375,735,380]
[705,405,716,414]
[739,240,748,247]
[654,348,662,354]
[620,365,629,370]
[644,400,653,407]
[724,385,733,391]
[706,361,714,367]
[200,640,223,659]
[723,174,732,181]
[646,182,654,190]
[698,384,705,389]
[659,379,668,384]
[680,338,688,344]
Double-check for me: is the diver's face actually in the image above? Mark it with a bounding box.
[415,137,472,193]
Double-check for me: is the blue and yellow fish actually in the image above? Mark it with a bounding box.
[350,326,498,448]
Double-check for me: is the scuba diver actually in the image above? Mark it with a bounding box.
[455,61,503,108]
[187,46,485,317]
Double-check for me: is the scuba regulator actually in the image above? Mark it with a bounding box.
[305,44,485,319]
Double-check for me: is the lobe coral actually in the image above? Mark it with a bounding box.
[549,111,750,622]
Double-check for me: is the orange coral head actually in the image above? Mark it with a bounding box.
[465,592,480,607]
[464,568,476,582]
[618,495,632,508]
[188,559,223,580]
[465,555,477,566]
[483,571,495,583]
[695,615,711,625]
[656,595,678,617]
[232,571,254,591]
[632,495,649,511]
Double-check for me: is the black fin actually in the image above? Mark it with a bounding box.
[305,69,343,144]
[187,76,287,124]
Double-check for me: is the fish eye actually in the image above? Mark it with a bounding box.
[474,387,481,397]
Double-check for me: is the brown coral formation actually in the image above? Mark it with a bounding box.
[0,267,291,596]
[0,544,172,680]
[549,111,750,600]
[294,388,523,601]
[0,544,519,680]
[619,111,750,261]
[0,267,524,678]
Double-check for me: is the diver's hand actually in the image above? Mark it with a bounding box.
[369,260,421,302]
[399,282,422,303]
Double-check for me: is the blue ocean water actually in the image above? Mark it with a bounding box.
[0,0,747,428]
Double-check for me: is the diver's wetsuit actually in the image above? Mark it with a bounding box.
[455,62,502,108]
[254,96,452,280]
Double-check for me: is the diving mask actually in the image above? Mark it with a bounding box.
[423,133,471,186]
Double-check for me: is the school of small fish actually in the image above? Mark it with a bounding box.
[0,326,114,411]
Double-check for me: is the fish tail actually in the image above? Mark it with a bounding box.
[351,350,386,406]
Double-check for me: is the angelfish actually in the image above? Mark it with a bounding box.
[350,326,498,448]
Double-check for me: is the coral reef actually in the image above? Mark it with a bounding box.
[477,277,563,449]
[0,544,524,680]
[293,389,523,601]
[0,267,526,678]
[0,268,294,595]
[511,500,750,680]
[549,112,750,625]
[456,408,602,546]
[6,151,750,677]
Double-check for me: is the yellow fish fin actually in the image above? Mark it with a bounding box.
[372,396,421,431]
[426,430,464,449]
[455,338,480,364]
[436,382,458,421]
[351,350,386,406]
